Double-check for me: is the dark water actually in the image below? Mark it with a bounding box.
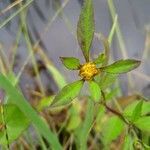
[0,0,149,97]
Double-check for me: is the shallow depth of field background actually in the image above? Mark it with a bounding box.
[0,0,150,149]
[0,0,149,97]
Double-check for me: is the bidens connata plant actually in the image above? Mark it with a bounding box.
[52,0,140,107]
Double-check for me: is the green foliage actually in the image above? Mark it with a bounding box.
[60,57,80,70]
[67,101,81,131]
[122,135,134,150]
[0,74,62,150]
[131,100,143,122]
[89,80,101,102]
[134,116,150,133]
[124,100,150,119]
[75,99,94,150]
[99,73,118,90]
[77,0,94,61]
[94,53,106,65]
[102,116,124,145]
[37,96,54,111]
[0,0,145,148]
[0,104,29,145]
[101,59,141,74]
[52,80,84,106]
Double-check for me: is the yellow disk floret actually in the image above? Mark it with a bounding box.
[79,62,99,80]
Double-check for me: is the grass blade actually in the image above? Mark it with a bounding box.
[0,74,62,150]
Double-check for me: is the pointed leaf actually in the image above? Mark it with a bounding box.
[60,57,80,70]
[93,53,106,65]
[53,80,84,106]
[89,81,101,102]
[123,100,150,120]
[77,0,94,61]
[101,59,141,74]
[134,116,150,132]
[131,100,143,122]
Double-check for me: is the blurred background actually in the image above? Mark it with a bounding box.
[0,0,150,149]
[0,0,149,99]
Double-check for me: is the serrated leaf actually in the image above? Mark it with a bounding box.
[93,53,106,65]
[131,100,143,122]
[102,116,124,145]
[77,0,94,61]
[52,80,84,106]
[134,116,150,133]
[89,80,101,102]
[60,57,80,70]
[0,104,29,145]
[101,59,141,74]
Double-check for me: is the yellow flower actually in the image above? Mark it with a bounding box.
[79,62,99,80]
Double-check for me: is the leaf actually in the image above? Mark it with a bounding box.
[0,74,62,149]
[105,87,119,101]
[95,105,105,132]
[89,80,101,102]
[134,116,150,133]
[60,57,80,70]
[142,101,150,115]
[0,104,29,145]
[93,53,106,65]
[67,101,81,131]
[67,116,81,131]
[101,59,141,74]
[75,99,94,150]
[99,73,118,90]
[77,0,94,61]
[123,100,150,120]
[37,96,54,111]
[131,100,143,122]
[122,135,134,150]
[102,116,124,145]
[52,80,84,106]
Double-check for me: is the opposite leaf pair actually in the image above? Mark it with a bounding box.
[51,0,140,107]
[52,56,140,106]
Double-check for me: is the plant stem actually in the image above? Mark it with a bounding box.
[101,91,129,125]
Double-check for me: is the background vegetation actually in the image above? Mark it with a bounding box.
[0,0,149,149]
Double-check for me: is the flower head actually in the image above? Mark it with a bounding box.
[79,62,99,80]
